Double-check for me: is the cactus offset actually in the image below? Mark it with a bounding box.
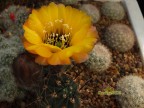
[103,23,135,52]
[80,4,100,23]
[85,43,112,72]
[101,1,125,20]
[116,75,144,108]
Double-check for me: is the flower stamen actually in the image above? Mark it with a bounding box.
[43,32,71,49]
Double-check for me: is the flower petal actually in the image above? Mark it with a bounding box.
[35,56,48,65]
[35,45,52,58]
[24,10,44,37]
[23,40,37,54]
[23,26,42,44]
[72,53,89,63]
[47,53,71,65]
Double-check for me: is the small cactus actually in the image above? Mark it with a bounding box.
[101,1,125,20]
[0,48,18,66]
[0,5,18,29]
[4,25,24,37]
[116,75,144,108]
[0,66,24,102]
[80,4,100,23]
[84,43,112,72]
[0,34,5,42]
[0,5,30,29]
[103,23,135,52]
[36,75,80,108]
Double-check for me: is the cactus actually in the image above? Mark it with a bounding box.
[116,75,144,108]
[0,48,18,66]
[103,23,135,52]
[36,75,80,108]
[61,0,78,5]
[12,53,43,90]
[101,1,125,20]
[84,43,112,72]
[80,4,100,23]
[0,5,30,29]
[0,5,18,29]
[4,25,24,37]
[15,6,30,26]
[0,34,5,42]
[0,66,25,102]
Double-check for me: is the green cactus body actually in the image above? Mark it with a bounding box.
[0,33,25,102]
[116,75,144,108]
[36,75,80,108]
[0,5,18,29]
[85,43,112,72]
[0,66,17,102]
[0,5,30,29]
[104,24,135,52]
[101,2,125,20]
[0,48,18,66]
[4,25,24,37]
[80,4,100,23]
[0,34,5,42]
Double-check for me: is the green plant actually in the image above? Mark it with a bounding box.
[35,75,80,108]
[116,75,144,108]
[101,1,125,20]
[4,25,24,37]
[80,4,100,23]
[0,66,25,102]
[0,5,30,29]
[84,43,112,72]
[103,23,135,52]
[0,48,18,66]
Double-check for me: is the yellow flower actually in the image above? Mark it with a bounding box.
[23,2,98,65]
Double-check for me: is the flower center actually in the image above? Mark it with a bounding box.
[43,32,71,49]
[43,19,72,49]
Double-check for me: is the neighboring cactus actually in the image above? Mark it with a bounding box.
[0,66,24,102]
[101,1,125,20]
[61,0,78,5]
[80,4,100,23]
[15,6,30,25]
[0,5,30,29]
[84,43,112,72]
[103,23,135,52]
[0,48,18,66]
[116,75,144,108]
[0,34,5,42]
[36,75,80,108]
[4,25,24,37]
[0,5,18,29]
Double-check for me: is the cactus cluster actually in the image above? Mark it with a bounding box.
[0,66,25,102]
[80,4,100,23]
[36,75,80,108]
[103,23,135,52]
[0,5,30,29]
[116,75,144,108]
[84,43,112,72]
[0,34,25,102]
[101,1,125,20]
